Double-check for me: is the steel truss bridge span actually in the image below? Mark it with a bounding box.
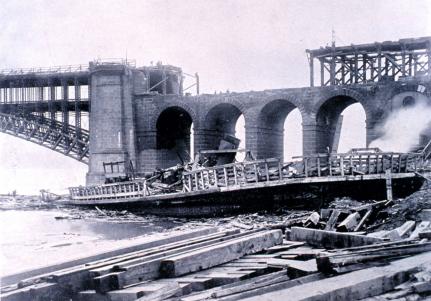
[0,113,89,163]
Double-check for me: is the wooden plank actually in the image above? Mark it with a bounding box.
[265,241,305,254]
[78,281,184,301]
[77,290,110,301]
[324,209,340,231]
[135,282,182,301]
[92,230,266,291]
[354,209,372,232]
[110,282,180,300]
[17,230,235,296]
[385,220,416,240]
[211,273,324,301]
[264,162,270,181]
[266,258,318,276]
[385,169,393,202]
[275,247,326,260]
[317,242,431,273]
[240,252,431,301]
[89,229,241,277]
[409,221,430,239]
[211,275,290,300]
[290,227,385,249]
[175,277,215,292]
[180,270,288,301]
[1,227,218,286]
[1,282,63,301]
[337,212,360,231]
[160,230,283,278]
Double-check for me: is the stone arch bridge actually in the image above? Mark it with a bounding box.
[0,37,430,185]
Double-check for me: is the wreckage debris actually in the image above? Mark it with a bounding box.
[3,188,431,301]
[3,184,431,300]
[68,146,431,209]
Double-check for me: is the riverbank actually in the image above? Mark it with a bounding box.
[1,183,430,280]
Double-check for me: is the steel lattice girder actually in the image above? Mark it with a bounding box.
[0,112,89,164]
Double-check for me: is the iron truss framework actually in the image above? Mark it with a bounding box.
[306,37,431,86]
[0,68,91,163]
[0,113,89,163]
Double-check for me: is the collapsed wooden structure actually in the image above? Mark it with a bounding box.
[68,149,431,207]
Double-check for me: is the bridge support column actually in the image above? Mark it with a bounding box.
[86,64,136,185]
[302,122,320,155]
[61,79,69,134]
[74,79,81,139]
[192,128,209,156]
[247,126,284,160]
[48,80,56,125]
[193,128,223,154]
[36,84,44,119]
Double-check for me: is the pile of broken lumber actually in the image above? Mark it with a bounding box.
[284,199,395,233]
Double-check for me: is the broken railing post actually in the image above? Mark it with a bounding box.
[385,169,393,202]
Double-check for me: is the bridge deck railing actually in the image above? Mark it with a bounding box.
[69,151,429,201]
[0,65,89,76]
[182,152,427,192]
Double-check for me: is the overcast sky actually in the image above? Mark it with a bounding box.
[1,0,430,194]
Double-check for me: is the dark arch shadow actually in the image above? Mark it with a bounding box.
[156,106,193,164]
[203,103,243,150]
[257,99,300,160]
[316,96,366,153]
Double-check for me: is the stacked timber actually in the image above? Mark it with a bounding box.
[1,228,283,301]
[3,221,431,301]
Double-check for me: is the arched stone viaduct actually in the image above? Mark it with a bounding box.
[87,64,431,184]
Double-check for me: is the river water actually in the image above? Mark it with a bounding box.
[0,205,183,277]
[0,195,289,278]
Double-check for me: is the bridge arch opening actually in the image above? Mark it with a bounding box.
[257,99,302,161]
[156,106,193,164]
[203,103,243,152]
[316,96,366,153]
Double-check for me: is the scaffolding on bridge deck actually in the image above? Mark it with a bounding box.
[306,36,431,87]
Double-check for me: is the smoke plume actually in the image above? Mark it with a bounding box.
[369,102,431,152]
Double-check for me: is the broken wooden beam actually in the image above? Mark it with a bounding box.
[384,220,416,241]
[354,209,372,232]
[337,212,360,231]
[240,252,431,301]
[289,227,385,248]
[266,258,318,277]
[409,221,430,239]
[160,230,283,278]
[316,241,431,274]
[324,209,340,231]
